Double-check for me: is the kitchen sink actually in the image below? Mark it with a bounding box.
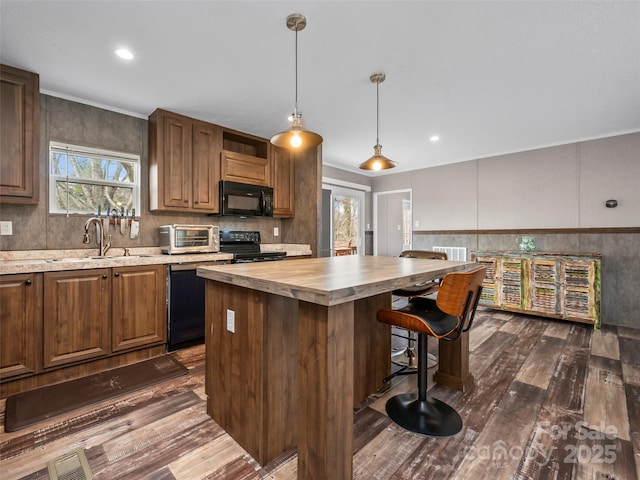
[44,255,152,262]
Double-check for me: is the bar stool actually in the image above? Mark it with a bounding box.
[376,265,486,436]
[386,250,448,383]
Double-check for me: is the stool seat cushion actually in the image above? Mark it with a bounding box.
[377,296,460,339]
[391,280,439,297]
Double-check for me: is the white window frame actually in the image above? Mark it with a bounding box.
[49,141,141,215]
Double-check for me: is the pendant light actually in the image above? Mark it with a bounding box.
[270,13,323,150]
[359,73,397,171]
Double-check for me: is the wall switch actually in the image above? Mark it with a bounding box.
[0,221,12,235]
[274,227,279,237]
[226,309,235,333]
[367,223,371,230]
[397,224,401,231]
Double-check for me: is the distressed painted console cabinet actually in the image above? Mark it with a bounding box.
[471,251,601,328]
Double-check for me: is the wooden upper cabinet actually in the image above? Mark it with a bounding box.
[0,64,40,204]
[220,129,271,187]
[149,109,221,213]
[271,146,295,218]
[112,264,166,352]
[43,269,112,369]
[221,151,271,187]
[0,273,42,380]
[192,120,221,211]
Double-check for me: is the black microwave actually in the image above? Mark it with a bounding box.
[219,180,273,217]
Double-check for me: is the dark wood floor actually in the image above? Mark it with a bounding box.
[1,307,639,479]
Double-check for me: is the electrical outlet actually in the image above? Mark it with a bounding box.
[274,227,279,237]
[0,221,12,235]
[414,220,420,228]
[226,309,235,333]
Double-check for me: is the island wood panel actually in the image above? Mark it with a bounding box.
[353,292,392,403]
[433,331,474,392]
[298,300,355,480]
[204,281,392,468]
[205,281,298,466]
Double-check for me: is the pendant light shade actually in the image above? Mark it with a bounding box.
[359,73,397,171]
[270,13,323,150]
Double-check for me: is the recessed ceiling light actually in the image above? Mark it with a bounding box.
[115,48,134,60]
[430,135,440,142]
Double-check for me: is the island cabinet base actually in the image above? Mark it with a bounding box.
[433,331,474,392]
[204,281,391,468]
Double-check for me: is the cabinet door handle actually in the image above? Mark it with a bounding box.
[102,274,108,279]
[114,272,120,277]
[25,279,32,285]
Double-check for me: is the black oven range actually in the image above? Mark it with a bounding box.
[219,230,287,263]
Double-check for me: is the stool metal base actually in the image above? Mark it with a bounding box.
[385,393,462,437]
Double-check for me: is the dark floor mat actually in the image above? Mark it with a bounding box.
[4,355,188,432]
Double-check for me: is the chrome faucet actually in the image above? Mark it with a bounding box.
[83,217,112,257]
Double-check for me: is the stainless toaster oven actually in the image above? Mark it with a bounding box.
[159,224,220,254]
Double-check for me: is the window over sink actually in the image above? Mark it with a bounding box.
[49,141,140,215]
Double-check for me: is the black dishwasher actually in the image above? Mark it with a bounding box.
[167,263,206,351]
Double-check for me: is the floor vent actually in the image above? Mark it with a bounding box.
[433,246,468,261]
[47,448,93,480]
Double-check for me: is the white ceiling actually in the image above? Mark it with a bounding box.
[2,1,639,176]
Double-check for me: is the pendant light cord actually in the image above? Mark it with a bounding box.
[294,20,299,113]
[376,80,380,146]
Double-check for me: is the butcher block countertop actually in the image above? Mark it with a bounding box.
[197,255,472,306]
[0,244,311,275]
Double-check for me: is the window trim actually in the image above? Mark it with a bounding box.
[48,141,141,215]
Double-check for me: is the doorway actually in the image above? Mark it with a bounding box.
[374,189,412,256]
[321,183,365,257]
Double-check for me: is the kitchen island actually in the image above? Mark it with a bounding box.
[197,255,473,480]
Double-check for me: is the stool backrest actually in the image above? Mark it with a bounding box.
[436,266,487,339]
[399,250,448,260]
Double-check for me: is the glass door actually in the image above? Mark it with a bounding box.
[323,185,365,256]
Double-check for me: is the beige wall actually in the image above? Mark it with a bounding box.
[373,132,640,230]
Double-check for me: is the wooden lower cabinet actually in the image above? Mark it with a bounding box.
[0,273,42,379]
[472,251,601,327]
[43,269,112,368]
[112,265,166,352]
[0,265,168,395]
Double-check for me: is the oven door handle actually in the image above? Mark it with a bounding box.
[170,262,224,272]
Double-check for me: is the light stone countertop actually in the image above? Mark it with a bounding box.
[0,244,312,275]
